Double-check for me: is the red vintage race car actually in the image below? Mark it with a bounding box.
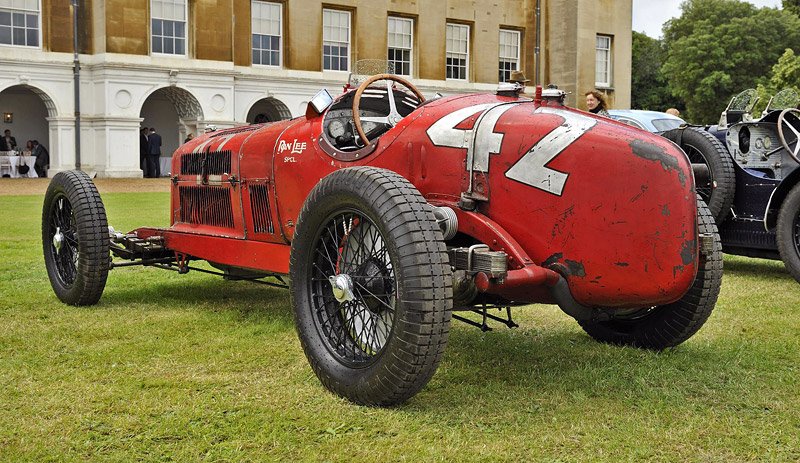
[42,74,722,406]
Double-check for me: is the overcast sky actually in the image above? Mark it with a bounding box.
[632,0,784,38]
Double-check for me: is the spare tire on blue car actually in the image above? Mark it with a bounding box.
[661,127,736,224]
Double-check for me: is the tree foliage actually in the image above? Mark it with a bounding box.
[631,32,680,111]
[662,0,800,123]
[754,48,800,114]
[785,0,800,16]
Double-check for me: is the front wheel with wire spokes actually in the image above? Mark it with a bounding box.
[290,167,452,406]
[42,171,110,305]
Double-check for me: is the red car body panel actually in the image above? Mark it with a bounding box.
[146,90,697,310]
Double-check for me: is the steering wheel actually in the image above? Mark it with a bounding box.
[778,108,800,164]
[352,74,426,146]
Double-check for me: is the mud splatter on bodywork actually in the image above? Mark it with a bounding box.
[629,139,687,186]
[543,252,586,277]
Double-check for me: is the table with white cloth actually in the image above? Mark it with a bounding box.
[0,152,39,178]
[159,157,172,177]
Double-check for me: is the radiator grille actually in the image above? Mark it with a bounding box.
[180,150,232,176]
[178,186,234,228]
[249,184,274,234]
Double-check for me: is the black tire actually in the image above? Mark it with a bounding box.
[776,182,800,283]
[662,127,735,223]
[290,167,452,406]
[578,197,723,349]
[42,171,110,305]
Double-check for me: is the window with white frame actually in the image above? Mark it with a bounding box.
[0,0,40,48]
[595,34,612,87]
[252,1,282,66]
[498,29,520,83]
[151,0,187,55]
[322,9,350,71]
[387,17,413,76]
[446,23,469,80]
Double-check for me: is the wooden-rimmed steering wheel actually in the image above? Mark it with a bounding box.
[778,108,800,165]
[352,74,426,146]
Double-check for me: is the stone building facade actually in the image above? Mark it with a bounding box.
[0,0,632,177]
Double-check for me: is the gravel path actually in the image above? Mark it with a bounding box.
[0,177,171,196]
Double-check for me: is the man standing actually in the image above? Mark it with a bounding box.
[147,127,162,178]
[32,140,49,178]
[1,129,17,152]
[139,127,149,177]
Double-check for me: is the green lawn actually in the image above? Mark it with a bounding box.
[1,190,799,462]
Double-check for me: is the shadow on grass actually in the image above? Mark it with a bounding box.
[724,255,790,279]
[100,274,294,325]
[85,270,786,416]
[406,311,776,414]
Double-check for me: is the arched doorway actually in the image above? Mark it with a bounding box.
[246,97,292,124]
[139,86,203,176]
[0,84,55,176]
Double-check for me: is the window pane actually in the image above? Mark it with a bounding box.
[175,21,184,38]
[152,18,162,36]
[175,0,185,20]
[164,37,173,54]
[153,0,163,18]
[175,38,184,54]
[11,26,22,44]
[12,12,22,26]
[152,36,161,53]
[0,11,10,26]
[26,27,35,45]
[25,12,34,27]
[0,26,10,44]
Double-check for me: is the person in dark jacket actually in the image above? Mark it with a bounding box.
[32,140,49,178]
[585,90,610,117]
[146,127,162,178]
[1,129,17,152]
[140,127,149,177]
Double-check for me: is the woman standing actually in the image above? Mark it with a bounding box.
[585,90,610,117]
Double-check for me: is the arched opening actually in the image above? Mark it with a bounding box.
[246,97,292,124]
[0,84,56,177]
[139,86,203,177]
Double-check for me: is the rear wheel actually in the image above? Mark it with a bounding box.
[290,167,452,406]
[42,171,110,305]
[776,183,800,283]
[662,127,735,223]
[578,197,722,349]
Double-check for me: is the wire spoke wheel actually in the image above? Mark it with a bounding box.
[310,210,397,366]
[291,167,452,406]
[49,195,79,286]
[42,171,110,306]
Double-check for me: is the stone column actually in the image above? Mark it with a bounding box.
[93,116,146,178]
[45,116,76,176]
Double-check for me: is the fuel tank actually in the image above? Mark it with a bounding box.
[366,94,699,309]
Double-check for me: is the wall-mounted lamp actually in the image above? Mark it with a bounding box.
[2,113,12,123]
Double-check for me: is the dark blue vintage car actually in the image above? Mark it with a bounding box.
[661,89,800,283]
